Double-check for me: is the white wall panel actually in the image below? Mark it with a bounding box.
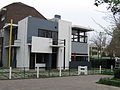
[32,36,52,53]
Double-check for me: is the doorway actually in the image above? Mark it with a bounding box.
[51,47,58,69]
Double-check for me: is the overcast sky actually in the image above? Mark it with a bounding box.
[0,0,111,35]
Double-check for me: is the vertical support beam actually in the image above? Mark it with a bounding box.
[88,39,90,62]
[46,54,52,70]
[63,39,66,69]
[8,19,13,67]
[35,53,36,67]
[59,49,62,77]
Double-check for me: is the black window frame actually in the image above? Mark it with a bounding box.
[72,30,87,43]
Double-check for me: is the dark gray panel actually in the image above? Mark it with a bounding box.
[27,17,58,43]
[72,42,88,54]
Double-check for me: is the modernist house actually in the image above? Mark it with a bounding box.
[0,2,92,69]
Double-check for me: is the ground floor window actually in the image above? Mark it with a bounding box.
[71,56,88,61]
[36,53,47,63]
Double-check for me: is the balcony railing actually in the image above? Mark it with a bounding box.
[49,39,65,47]
[4,39,21,48]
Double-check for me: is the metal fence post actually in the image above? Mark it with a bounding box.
[9,67,12,79]
[24,67,25,78]
[59,67,62,77]
[69,68,70,76]
[48,67,50,77]
[78,66,80,75]
[99,65,101,74]
[37,66,39,78]
[111,65,113,72]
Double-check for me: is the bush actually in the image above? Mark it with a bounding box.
[98,78,120,87]
[114,69,120,79]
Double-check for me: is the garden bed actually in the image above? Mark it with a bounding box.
[97,77,120,87]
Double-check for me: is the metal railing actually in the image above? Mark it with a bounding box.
[0,66,114,80]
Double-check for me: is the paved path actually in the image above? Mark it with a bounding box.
[0,75,119,90]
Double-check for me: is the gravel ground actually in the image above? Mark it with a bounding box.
[0,75,119,90]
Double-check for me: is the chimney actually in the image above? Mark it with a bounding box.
[54,15,61,19]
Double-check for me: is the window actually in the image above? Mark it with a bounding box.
[38,29,58,39]
[38,29,52,38]
[72,30,87,43]
[36,53,46,63]
[71,56,88,61]
[38,29,58,45]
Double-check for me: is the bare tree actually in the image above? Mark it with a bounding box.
[92,13,120,57]
[90,32,107,58]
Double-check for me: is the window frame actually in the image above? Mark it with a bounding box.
[72,30,87,43]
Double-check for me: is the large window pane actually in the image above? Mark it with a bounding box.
[72,30,87,43]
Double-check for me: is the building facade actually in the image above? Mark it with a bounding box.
[0,2,92,69]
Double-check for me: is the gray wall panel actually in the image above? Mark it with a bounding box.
[27,17,58,43]
[72,42,88,54]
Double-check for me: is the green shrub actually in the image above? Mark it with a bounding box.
[114,69,120,79]
[98,78,120,87]
[102,71,114,75]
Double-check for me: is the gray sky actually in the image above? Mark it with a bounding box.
[0,0,111,33]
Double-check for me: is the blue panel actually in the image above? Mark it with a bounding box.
[27,17,58,43]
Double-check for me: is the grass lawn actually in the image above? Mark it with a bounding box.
[97,77,120,87]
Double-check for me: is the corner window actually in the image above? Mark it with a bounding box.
[72,30,87,43]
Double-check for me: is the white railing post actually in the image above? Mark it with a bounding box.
[59,67,62,77]
[37,66,39,78]
[99,65,101,74]
[9,67,12,79]
[78,66,80,75]
[111,65,113,72]
[85,66,88,75]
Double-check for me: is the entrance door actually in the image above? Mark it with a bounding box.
[30,53,35,69]
[52,47,58,69]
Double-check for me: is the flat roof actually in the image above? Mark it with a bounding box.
[3,23,18,29]
[72,25,93,32]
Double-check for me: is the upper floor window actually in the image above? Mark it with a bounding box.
[72,30,87,43]
[38,29,58,39]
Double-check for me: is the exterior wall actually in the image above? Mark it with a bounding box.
[27,17,58,43]
[2,28,9,67]
[72,42,88,54]
[57,20,72,69]
[16,17,30,68]
[16,17,58,68]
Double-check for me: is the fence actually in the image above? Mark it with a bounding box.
[0,65,114,80]
[90,59,115,69]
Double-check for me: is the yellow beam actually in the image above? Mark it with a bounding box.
[8,19,13,67]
